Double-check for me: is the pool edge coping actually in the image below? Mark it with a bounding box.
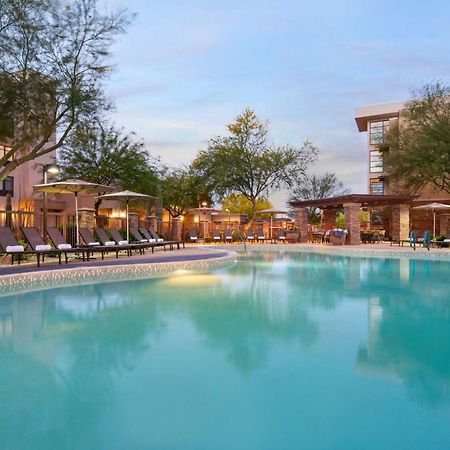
[0,249,238,297]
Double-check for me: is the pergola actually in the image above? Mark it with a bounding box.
[289,194,416,245]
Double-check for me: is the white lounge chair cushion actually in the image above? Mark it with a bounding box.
[104,241,116,246]
[6,245,24,253]
[88,242,100,246]
[140,239,148,243]
[258,236,265,239]
[190,237,198,241]
[247,236,254,240]
[149,238,156,243]
[36,244,52,251]
[443,239,450,243]
[157,238,164,242]
[226,237,232,240]
[279,236,286,240]
[213,236,221,240]
[119,240,128,246]
[57,243,72,250]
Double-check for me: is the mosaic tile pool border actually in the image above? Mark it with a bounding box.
[0,251,237,297]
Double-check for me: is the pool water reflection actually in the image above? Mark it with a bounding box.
[0,252,449,449]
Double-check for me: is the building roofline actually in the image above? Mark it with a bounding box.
[355,100,406,132]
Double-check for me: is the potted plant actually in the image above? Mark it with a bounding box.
[286,227,300,243]
[329,228,347,245]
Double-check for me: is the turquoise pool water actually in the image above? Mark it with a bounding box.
[0,251,449,450]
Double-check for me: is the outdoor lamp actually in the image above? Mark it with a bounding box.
[42,164,60,237]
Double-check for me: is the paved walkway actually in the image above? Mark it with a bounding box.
[0,248,229,276]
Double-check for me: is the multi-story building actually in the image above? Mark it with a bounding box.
[355,100,449,202]
[355,101,450,236]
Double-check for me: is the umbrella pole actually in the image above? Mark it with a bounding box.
[433,209,436,238]
[126,200,129,243]
[270,215,273,240]
[75,192,80,246]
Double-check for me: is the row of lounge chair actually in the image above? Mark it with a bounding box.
[0,226,184,267]
[188,228,287,243]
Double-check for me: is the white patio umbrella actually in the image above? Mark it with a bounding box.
[34,179,114,245]
[97,190,156,243]
[412,202,450,238]
[257,208,289,239]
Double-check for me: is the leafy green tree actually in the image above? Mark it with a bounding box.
[382,82,450,194]
[289,172,348,223]
[0,0,131,181]
[161,167,212,218]
[221,194,272,219]
[58,120,160,215]
[192,109,317,220]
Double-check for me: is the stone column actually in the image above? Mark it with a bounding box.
[171,217,182,241]
[147,215,158,231]
[129,212,139,229]
[322,208,337,231]
[78,208,95,229]
[294,207,308,243]
[343,202,361,245]
[439,214,450,237]
[391,204,410,242]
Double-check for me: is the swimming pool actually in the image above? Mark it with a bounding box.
[0,251,449,449]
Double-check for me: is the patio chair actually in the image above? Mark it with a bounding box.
[129,228,150,243]
[188,229,198,243]
[245,229,255,242]
[224,229,233,243]
[148,226,184,249]
[46,227,89,261]
[417,230,431,251]
[20,227,63,265]
[256,228,265,243]
[0,227,39,266]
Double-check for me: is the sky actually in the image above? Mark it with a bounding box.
[102,0,450,207]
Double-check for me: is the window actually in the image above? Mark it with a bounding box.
[370,178,384,195]
[0,144,13,163]
[0,176,14,196]
[370,150,383,173]
[369,120,390,145]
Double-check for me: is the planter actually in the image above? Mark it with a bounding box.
[330,235,346,245]
[286,232,299,243]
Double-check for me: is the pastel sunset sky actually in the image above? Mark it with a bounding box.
[104,0,450,206]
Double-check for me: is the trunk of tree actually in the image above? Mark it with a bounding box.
[94,198,102,219]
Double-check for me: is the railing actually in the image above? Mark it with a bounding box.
[233,228,247,252]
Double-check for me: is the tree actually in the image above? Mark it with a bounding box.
[289,172,349,223]
[221,194,272,219]
[58,120,160,215]
[192,109,317,220]
[0,0,131,181]
[382,82,450,194]
[160,167,212,218]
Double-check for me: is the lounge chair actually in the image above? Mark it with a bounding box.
[20,227,64,265]
[148,227,184,249]
[276,229,287,243]
[417,230,431,251]
[108,228,149,254]
[79,228,118,260]
[211,229,222,242]
[188,229,198,243]
[95,228,141,256]
[246,229,255,242]
[392,229,418,248]
[139,228,168,251]
[256,228,265,243]
[0,227,39,266]
[224,229,233,243]
[46,227,89,261]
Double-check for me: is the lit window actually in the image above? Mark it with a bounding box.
[370,150,383,173]
[370,178,384,195]
[369,120,390,145]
